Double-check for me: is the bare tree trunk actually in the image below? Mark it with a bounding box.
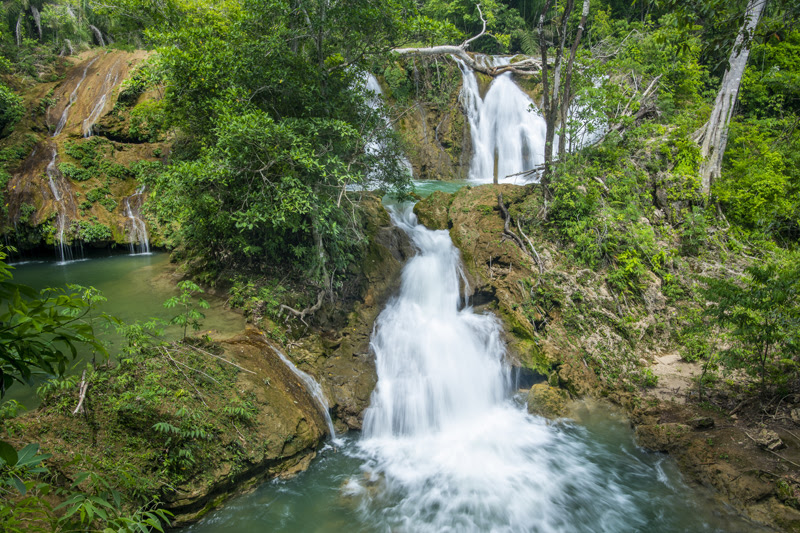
[697,0,767,194]
[558,0,591,156]
[537,0,555,184]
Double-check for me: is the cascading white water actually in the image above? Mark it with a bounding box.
[269,342,338,441]
[457,57,547,185]
[54,57,98,136]
[83,61,121,137]
[363,74,413,183]
[89,25,105,47]
[31,6,42,40]
[123,185,150,254]
[45,148,72,263]
[15,14,22,46]
[349,205,642,532]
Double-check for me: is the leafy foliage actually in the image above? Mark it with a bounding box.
[0,247,111,396]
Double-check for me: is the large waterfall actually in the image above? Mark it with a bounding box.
[458,57,547,184]
[348,206,639,531]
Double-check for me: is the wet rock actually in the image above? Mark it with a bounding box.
[754,429,786,451]
[635,423,691,452]
[413,190,453,230]
[689,417,715,430]
[526,383,569,419]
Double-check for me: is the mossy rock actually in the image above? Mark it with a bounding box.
[527,383,569,419]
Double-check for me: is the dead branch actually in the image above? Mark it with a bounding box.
[743,430,800,469]
[184,344,256,374]
[72,370,88,415]
[516,218,544,275]
[160,346,209,408]
[393,3,541,77]
[279,289,325,327]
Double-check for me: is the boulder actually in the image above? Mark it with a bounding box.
[526,383,569,419]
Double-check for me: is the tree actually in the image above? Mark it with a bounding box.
[536,0,591,187]
[696,0,767,193]
[702,254,800,389]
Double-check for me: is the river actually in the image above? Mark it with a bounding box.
[184,204,758,532]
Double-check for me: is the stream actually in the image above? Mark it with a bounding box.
[184,204,758,532]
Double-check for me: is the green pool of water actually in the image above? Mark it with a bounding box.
[5,252,245,407]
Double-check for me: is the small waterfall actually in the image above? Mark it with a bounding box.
[270,342,338,441]
[350,205,637,531]
[83,61,121,137]
[364,74,413,181]
[457,57,547,184]
[31,6,42,40]
[45,149,73,263]
[123,185,150,254]
[89,25,105,47]
[54,57,98,136]
[15,13,22,46]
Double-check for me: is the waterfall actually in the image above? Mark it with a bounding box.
[123,185,150,254]
[457,57,547,184]
[350,205,638,531]
[269,342,338,441]
[89,25,105,47]
[45,149,72,263]
[364,74,413,182]
[15,13,22,46]
[31,6,42,40]
[54,57,98,136]
[83,61,121,137]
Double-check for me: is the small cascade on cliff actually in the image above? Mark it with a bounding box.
[83,61,122,137]
[348,205,644,531]
[457,57,547,184]
[270,342,338,441]
[364,74,413,182]
[31,6,42,40]
[123,185,150,255]
[54,57,98,136]
[45,149,74,263]
[89,25,106,47]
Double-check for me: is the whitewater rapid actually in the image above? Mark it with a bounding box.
[348,205,641,532]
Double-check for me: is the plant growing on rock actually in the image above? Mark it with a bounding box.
[164,280,209,340]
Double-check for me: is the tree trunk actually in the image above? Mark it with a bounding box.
[558,0,591,156]
[697,0,767,194]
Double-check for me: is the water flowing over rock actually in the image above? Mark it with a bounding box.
[457,57,547,184]
[89,25,105,47]
[270,342,337,440]
[123,185,150,254]
[54,57,98,136]
[83,61,123,137]
[44,147,79,263]
[364,74,413,183]
[349,205,645,531]
[31,6,42,40]
[15,14,22,46]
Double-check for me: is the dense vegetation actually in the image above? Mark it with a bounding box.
[0,0,799,530]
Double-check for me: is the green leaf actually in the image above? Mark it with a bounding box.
[0,439,18,466]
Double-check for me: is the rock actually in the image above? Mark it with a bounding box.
[790,409,800,424]
[688,416,715,430]
[754,429,786,451]
[635,423,691,452]
[526,383,569,419]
